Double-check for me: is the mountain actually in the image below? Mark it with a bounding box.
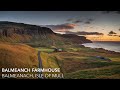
[0,21,92,47]
[61,34,92,44]
[0,21,54,36]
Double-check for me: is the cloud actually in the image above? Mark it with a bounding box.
[66,18,74,22]
[102,11,120,14]
[66,18,94,25]
[88,18,94,21]
[72,20,83,23]
[108,31,117,35]
[84,18,94,24]
[102,11,112,14]
[46,23,77,31]
[76,31,104,35]
[65,31,104,35]
[108,31,120,37]
[115,11,120,14]
[67,18,83,24]
[53,29,68,32]
[84,21,91,24]
[65,31,75,34]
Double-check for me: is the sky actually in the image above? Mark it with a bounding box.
[0,11,120,41]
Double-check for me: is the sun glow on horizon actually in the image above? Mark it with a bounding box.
[86,35,120,41]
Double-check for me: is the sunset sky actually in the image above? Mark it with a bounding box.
[0,11,120,41]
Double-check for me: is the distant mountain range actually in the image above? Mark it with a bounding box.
[0,21,92,47]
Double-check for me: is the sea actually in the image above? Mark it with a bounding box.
[82,41,120,53]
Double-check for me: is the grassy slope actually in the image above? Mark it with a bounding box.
[1,42,120,79]
[40,52,60,68]
[0,34,32,43]
[35,47,54,53]
[0,42,38,78]
[65,65,120,79]
[37,45,120,79]
[40,52,62,78]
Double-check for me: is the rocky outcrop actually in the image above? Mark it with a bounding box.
[0,21,92,46]
[61,34,92,44]
[0,21,54,37]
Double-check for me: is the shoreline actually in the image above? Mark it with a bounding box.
[81,43,120,54]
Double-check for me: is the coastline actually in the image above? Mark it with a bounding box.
[81,42,120,54]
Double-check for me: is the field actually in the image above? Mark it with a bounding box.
[37,45,120,79]
[35,47,54,53]
[0,42,120,79]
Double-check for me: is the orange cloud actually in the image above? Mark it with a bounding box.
[46,23,77,32]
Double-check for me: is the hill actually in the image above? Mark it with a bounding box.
[0,42,38,78]
[61,34,92,44]
[0,42,38,68]
[0,21,92,47]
